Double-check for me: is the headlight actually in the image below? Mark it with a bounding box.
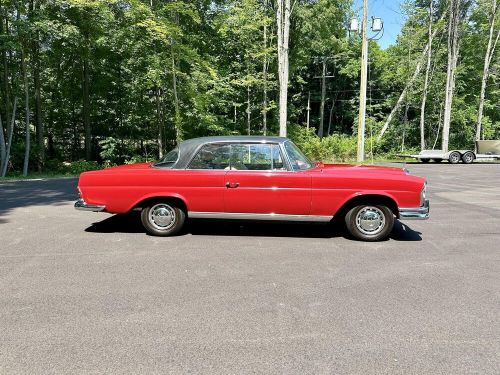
[420,182,427,206]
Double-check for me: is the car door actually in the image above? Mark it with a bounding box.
[224,143,311,215]
[184,143,231,213]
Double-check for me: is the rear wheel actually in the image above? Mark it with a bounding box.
[141,202,186,236]
[421,158,430,163]
[462,152,474,164]
[345,205,394,241]
[448,151,461,164]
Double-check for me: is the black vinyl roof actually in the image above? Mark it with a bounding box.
[166,136,289,169]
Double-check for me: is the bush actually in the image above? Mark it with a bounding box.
[125,155,151,164]
[66,160,100,174]
[288,125,357,162]
[43,159,99,175]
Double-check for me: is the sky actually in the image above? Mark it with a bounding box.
[353,0,406,49]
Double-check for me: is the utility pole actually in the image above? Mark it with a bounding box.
[349,4,383,161]
[357,0,369,162]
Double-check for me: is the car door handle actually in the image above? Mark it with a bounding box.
[225,182,240,189]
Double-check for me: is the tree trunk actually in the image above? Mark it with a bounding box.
[21,47,30,176]
[33,0,43,170]
[442,0,462,153]
[419,0,434,150]
[171,45,182,143]
[306,91,311,129]
[0,114,5,172]
[156,87,163,159]
[262,0,268,136]
[378,8,447,140]
[318,57,327,138]
[247,81,251,135]
[475,0,499,143]
[83,54,91,160]
[277,0,291,137]
[1,98,17,177]
[1,6,11,144]
[433,102,443,150]
[17,3,30,177]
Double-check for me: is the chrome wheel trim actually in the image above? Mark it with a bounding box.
[149,203,176,231]
[355,206,386,236]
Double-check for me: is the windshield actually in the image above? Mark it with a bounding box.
[154,148,179,168]
[284,141,313,171]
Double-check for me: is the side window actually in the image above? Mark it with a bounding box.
[284,141,313,171]
[229,144,285,171]
[188,144,231,169]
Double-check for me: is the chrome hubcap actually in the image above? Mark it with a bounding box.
[149,204,176,230]
[355,206,386,236]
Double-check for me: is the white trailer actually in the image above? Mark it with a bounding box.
[399,141,500,164]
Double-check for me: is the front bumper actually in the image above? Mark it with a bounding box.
[399,199,430,220]
[74,199,106,212]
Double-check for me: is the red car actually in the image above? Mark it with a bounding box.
[75,136,429,241]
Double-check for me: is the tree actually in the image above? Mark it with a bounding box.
[475,0,499,142]
[442,0,468,152]
[276,0,291,137]
[419,0,434,150]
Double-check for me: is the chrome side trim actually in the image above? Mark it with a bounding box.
[188,212,332,222]
[399,199,430,220]
[74,199,106,212]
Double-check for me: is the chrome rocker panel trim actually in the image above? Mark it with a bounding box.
[188,212,332,222]
[399,199,430,220]
[74,199,106,212]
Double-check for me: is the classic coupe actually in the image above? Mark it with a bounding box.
[75,136,429,241]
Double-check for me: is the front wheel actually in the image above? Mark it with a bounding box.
[345,205,395,241]
[141,202,186,236]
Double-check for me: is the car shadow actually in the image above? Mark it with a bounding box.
[390,220,422,241]
[85,212,422,241]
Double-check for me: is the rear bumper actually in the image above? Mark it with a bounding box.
[74,199,106,212]
[399,199,430,220]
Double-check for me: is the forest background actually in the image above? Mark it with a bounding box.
[0,0,498,177]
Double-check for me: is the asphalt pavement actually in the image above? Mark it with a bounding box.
[0,163,499,374]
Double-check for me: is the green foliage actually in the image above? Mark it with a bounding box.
[43,159,99,175]
[0,0,499,177]
[289,125,357,162]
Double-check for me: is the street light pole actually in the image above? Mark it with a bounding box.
[357,0,369,162]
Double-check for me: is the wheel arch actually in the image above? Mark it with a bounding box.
[129,194,188,213]
[335,193,399,219]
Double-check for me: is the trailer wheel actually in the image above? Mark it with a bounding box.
[448,151,461,164]
[421,158,430,163]
[462,152,474,164]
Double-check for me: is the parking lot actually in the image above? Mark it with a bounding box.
[1,163,499,374]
